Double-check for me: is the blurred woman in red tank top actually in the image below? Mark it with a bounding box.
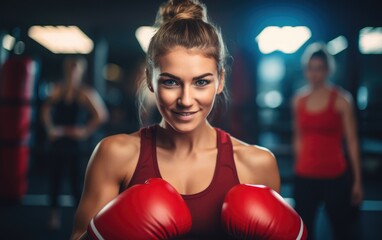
[292,43,363,240]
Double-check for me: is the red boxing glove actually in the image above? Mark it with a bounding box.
[87,178,192,240]
[221,184,307,240]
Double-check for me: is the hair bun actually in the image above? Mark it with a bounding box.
[155,0,207,26]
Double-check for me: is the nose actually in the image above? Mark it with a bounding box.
[177,86,193,108]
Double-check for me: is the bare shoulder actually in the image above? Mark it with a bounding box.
[96,132,140,160]
[292,86,310,108]
[232,137,275,165]
[231,137,280,192]
[88,131,141,183]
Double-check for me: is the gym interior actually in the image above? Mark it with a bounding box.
[1,0,381,239]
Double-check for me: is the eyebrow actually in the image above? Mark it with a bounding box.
[159,72,213,80]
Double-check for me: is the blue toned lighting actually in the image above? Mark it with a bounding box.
[256,26,311,54]
[257,56,285,83]
[264,90,283,108]
[357,86,368,110]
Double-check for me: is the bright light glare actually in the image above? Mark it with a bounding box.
[359,27,382,54]
[135,26,158,53]
[28,26,93,54]
[264,90,283,108]
[327,35,348,55]
[2,34,16,51]
[257,56,285,82]
[256,26,311,54]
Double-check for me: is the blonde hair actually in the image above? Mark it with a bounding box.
[137,0,229,126]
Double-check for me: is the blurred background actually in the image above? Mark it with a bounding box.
[0,0,381,239]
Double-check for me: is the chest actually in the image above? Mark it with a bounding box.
[297,106,343,134]
[305,93,331,112]
[125,127,238,238]
[52,100,87,124]
[156,149,218,195]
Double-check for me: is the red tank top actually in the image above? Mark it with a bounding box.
[127,125,239,239]
[295,88,347,178]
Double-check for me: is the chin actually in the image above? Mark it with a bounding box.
[168,122,198,133]
[164,119,205,134]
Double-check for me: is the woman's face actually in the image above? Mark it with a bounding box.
[150,46,224,133]
[305,57,329,87]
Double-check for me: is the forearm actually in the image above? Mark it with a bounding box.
[79,232,91,240]
[41,104,55,131]
[71,231,88,240]
[347,139,362,185]
[71,202,93,240]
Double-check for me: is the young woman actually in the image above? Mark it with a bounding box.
[71,0,280,239]
[41,56,108,229]
[292,43,363,240]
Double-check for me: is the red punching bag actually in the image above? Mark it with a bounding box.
[0,56,36,201]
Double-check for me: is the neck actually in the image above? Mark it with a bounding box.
[310,82,330,92]
[64,78,80,90]
[157,120,216,154]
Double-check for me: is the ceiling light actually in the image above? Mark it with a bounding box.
[256,26,311,54]
[135,26,158,53]
[359,27,382,54]
[2,34,16,51]
[327,35,348,55]
[28,26,93,54]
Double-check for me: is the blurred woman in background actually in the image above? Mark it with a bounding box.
[41,56,108,229]
[292,43,363,240]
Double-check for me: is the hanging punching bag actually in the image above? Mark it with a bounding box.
[0,56,36,201]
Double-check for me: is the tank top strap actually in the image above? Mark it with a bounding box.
[139,124,158,154]
[127,125,159,188]
[140,125,154,140]
[215,128,236,168]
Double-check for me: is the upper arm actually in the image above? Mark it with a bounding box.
[43,83,61,106]
[80,87,109,122]
[71,135,137,239]
[291,94,303,154]
[41,84,61,123]
[234,143,281,193]
[251,147,281,193]
[338,91,358,143]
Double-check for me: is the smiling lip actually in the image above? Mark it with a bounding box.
[171,110,198,120]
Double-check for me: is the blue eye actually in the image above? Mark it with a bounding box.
[161,79,178,86]
[195,79,210,87]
